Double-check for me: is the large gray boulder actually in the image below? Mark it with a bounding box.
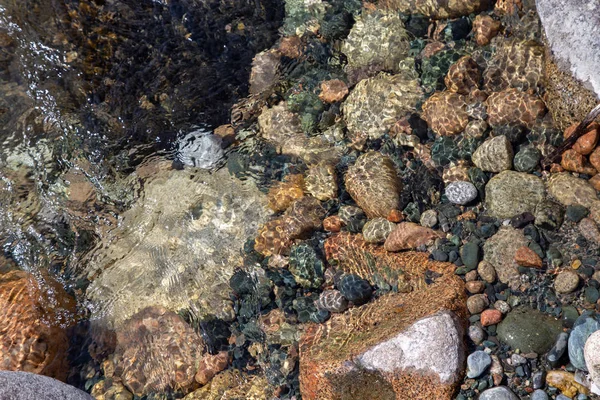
[537,0,600,97]
[0,371,92,400]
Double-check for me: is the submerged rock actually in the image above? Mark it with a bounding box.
[421,91,469,136]
[0,271,76,381]
[479,386,519,400]
[483,226,528,286]
[444,179,478,205]
[483,40,544,92]
[343,71,423,140]
[384,222,442,252]
[84,167,271,327]
[569,313,600,371]
[345,151,402,219]
[379,0,492,19]
[472,136,514,173]
[485,171,545,219]
[497,307,562,354]
[486,88,546,129]
[176,129,224,170]
[362,218,396,244]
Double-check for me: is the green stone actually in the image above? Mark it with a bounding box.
[461,242,481,271]
[497,307,562,354]
[288,243,325,289]
[513,146,541,172]
[566,205,590,222]
[585,286,600,304]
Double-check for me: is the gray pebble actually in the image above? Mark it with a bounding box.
[467,350,492,378]
[556,395,572,400]
[478,386,519,400]
[531,389,549,400]
[177,129,224,169]
[510,353,526,365]
[494,300,511,314]
[445,181,478,205]
[468,325,486,345]
[532,371,545,389]
[547,332,569,367]
[420,209,438,228]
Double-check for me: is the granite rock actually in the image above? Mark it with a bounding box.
[445,181,478,205]
[0,371,93,400]
[472,136,514,172]
[483,226,528,286]
[485,171,545,219]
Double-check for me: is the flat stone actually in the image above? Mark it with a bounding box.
[569,313,600,371]
[478,386,519,400]
[0,371,93,400]
[555,270,580,294]
[467,350,492,378]
[483,226,529,286]
[485,171,545,219]
[384,222,443,251]
[514,246,543,268]
[461,242,481,270]
[497,307,562,354]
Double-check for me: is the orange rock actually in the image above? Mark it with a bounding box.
[465,281,486,294]
[444,56,481,95]
[550,163,565,173]
[387,209,404,223]
[0,271,77,381]
[481,309,503,326]
[591,146,600,171]
[458,210,477,221]
[323,215,343,232]
[195,351,229,385]
[590,175,600,191]
[564,122,599,155]
[473,15,501,46]
[214,124,236,148]
[384,222,444,252]
[421,41,445,58]
[561,149,598,175]
[514,246,543,268]
[267,174,305,212]
[318,79,349,103]
[495,0,522,15]
[546,370,590,397]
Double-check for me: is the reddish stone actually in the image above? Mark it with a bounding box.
[590,146,600,171]
[465,281,486,294]
[564,122,599,155]
[421,41,445,58]
[387,209,404,223]
[384,222,443,252]
[318,79,349,103]
[323,215,342,232]
[561,149,597,175]
[473,15,501,46]
[279,36,303,59]
[514,246,543,268]
[481,309,503,326]
[195,351,229,385]
[550,163,565,173]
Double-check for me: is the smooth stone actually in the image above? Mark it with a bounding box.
[445,181,478,205]
[420,209,438,228]
[555,270,580,294]
[497,307,562,354]
[0,371,93,400]
[176,129,224,169]
[556,395,571,400]
[483,226,529,286]
[562,306,580,328]
[472,135,514,173]
[362,218,396,244]
[547,332,570,367]
[531,389,549,400]
[467,350,492,378]
[468,325,486,345]
[533,371,546,389]
[584,330,600,395]
[514,146,541,173]
[569,312,600,371]
[485,171,546,219]
[478,386,519,400]
[461,242,481,271]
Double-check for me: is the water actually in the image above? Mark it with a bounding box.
[0,0,282,393]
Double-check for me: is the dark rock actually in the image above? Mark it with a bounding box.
[288,243,325,289]
[337,274,373,306]
[442,17,472,41]
[566,205,589,222]
[547,332,569,367]
[461,242,481,271]
[514,147,541,173]
[497,307,562,354]
[510,212,535,229]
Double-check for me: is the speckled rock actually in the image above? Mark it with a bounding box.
[0,372,93,400]
[561,149,597,175]
[444,56,480,95]
[469,325,486,345]
[481,309,503,326]
[316,290,348,314]
[384,222,443,251]
[0,271,76,381]
[112,306,205,396]
[478,386,519,400]
[473,15,501,46]
[267,174,305,212]
[514,146,541,172]
[478,261,497,283]
[485,171,545,219]
[421,91,469,136]
[591,147,600,171]
[345,151,402,219]
[515,246,542,268]
[362,218,396,244]
[579,218,600,245]
[555,270,580,294]
[305,163,338,201]
[483,226,528,285]
[497,307,562,354]
[255,197,325,256]
[343,71,423,140]
[484,40,544,92]
[299,273,467,400]
[420,209,438,228]
[467,294,489,315]
[534,200,565,230]
[445,181,478,205]
[486,89,547,129]
[342,10,410,82]
[472,135,514,172]
[379,0,492,19]
[183,369,274,400]
[249,49,280,95]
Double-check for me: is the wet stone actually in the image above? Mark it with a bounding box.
[461,242,481,271]
[534,200,565,231]
[514,146,541,172]
[469,325,486,345]
[485,171,545,219]
[467,351,492,378]
[420,209,438,228]
[467,294,489,315]
[362,218,396,244]
[531,389,549,400]
[497,307,562,354]
[288,243,325,289]
[555,270,580,294]
[478,386,519,400]
[315,290,348,314]
[472,135,513,173]
[337,274,373,306]
[547,332,569,367]
[568,313,600,371]
[445,181,478,205]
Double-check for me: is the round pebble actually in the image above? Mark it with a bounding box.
[494,300,511,314]
[467,350,492,378]
[477,261,496,283]
[585,286,600,303]
[445,181,478,205]
[555,270,580,294]
[481,309,503,326]
[466,281,486,294]
[461,242,481,270]
[467,294,489,314]
[468,325,486,345]
[337,274,373,306]
[420,209,438,228]
[478,386,519,400]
